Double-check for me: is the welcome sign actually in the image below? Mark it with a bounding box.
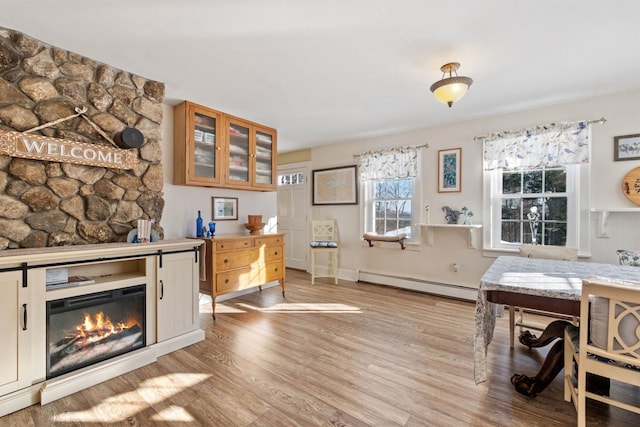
[0,129,138,170]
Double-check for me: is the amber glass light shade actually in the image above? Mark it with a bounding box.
[430,63,473,107]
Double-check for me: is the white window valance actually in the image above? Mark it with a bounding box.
[356,145,420,180]
[482,121,590,171]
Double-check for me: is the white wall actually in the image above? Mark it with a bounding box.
[311,90,640,294]
[160,105,278,239]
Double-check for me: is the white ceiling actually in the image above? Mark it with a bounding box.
[2,1,640,152]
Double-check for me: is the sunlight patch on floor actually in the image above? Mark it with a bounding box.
[199,303,248,315]
[234,301,362,313]
[150,405,196,422]
[52,373,210,423]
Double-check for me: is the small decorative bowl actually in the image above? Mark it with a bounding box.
[244,222,265,235]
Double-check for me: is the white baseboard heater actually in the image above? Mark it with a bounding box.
[357,270,477,302]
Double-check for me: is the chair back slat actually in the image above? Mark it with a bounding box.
[312,220,336,242]
[584,279,640,367]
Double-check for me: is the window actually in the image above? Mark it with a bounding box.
[492,166,572,247]
[277,172,305,186]
[482,120,590,253]
[356,145,422,242]
[364,178,415,239]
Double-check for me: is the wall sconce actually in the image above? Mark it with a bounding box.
[430,62,473,108]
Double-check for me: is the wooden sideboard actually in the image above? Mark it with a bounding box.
[198,233,285,317]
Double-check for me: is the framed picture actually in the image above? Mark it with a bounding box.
[212,197,238,220]
[312,165,358,205]
[614,134,640,161]
[438,148,462,193]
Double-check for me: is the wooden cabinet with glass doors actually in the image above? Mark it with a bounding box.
[174,101,277,191]
[225,115,277,191]
[173,101,223,187]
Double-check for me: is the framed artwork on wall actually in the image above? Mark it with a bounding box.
[438,148,462,192]
[212,197,238,220]
[614,134,640,161]
[312,165,358,205]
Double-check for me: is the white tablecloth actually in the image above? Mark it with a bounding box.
[474,256,640,384]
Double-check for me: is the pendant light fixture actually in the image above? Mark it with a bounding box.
[430,62,473,108]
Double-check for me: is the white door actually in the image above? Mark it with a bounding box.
[277,163,310,270]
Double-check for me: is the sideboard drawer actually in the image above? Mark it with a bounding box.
[264,245,284,263]
[255,235,283,247]
[216,267,252,294]
[215,239,253,251]
[265,261,284,282]
[215,248,259,271]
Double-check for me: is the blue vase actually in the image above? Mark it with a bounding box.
[209,222,216,236]
[196,211,203,237]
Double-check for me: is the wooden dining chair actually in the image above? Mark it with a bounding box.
[310,219,339,285]
[564,277,640,426]
[509,245,579,348]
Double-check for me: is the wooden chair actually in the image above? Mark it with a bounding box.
[310,219,339,285]
[509,245,579,348]
[564,277,640,426]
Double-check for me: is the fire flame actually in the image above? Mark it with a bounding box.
[73,311,130,343]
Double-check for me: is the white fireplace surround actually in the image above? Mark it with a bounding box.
[0,239,204,417]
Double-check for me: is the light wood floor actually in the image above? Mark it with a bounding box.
[2,269,639,426]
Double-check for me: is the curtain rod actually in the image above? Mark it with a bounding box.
[473,117,607,141]
[353,143,428,158]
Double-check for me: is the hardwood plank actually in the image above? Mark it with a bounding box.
[1,268,638,426]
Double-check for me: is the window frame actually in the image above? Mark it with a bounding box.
[483,163,589,255]
[362,176,420,242]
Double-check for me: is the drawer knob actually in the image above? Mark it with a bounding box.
[224,259,229,264]
[275,268,278,272]
[274,251,278,256]
[225,279,229,284]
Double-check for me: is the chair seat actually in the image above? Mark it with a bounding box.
[310,241,338,248]
[566,324,640,372]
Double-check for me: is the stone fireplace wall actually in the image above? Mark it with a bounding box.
[0,27,165,249]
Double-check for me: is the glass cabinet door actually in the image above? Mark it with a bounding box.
[227,121,250,184]
[254,130,274,186]
[192,111,218,180]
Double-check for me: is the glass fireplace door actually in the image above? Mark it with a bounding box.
[46,284,146,379]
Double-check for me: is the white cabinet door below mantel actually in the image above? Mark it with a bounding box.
[0,271,30,397]
[157,252,200,342]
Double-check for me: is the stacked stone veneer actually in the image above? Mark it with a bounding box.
[0,28,165,249]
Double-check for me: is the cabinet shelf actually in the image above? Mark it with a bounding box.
[416,223,483,249]
[229,132,248,139]
[195,140,216,147]
[45,272,147,301]
[195,124,215,132]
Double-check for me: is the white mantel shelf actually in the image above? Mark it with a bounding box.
[416,223,483,249]
[590,208,640,238]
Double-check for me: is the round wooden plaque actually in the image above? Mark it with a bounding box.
[622,167,640,206]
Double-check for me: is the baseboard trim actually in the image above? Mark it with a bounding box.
[40,347,157,405]
[0,384,41,418]
[153,329,205,357]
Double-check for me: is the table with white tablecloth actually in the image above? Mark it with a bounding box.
[474,256,640,384]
